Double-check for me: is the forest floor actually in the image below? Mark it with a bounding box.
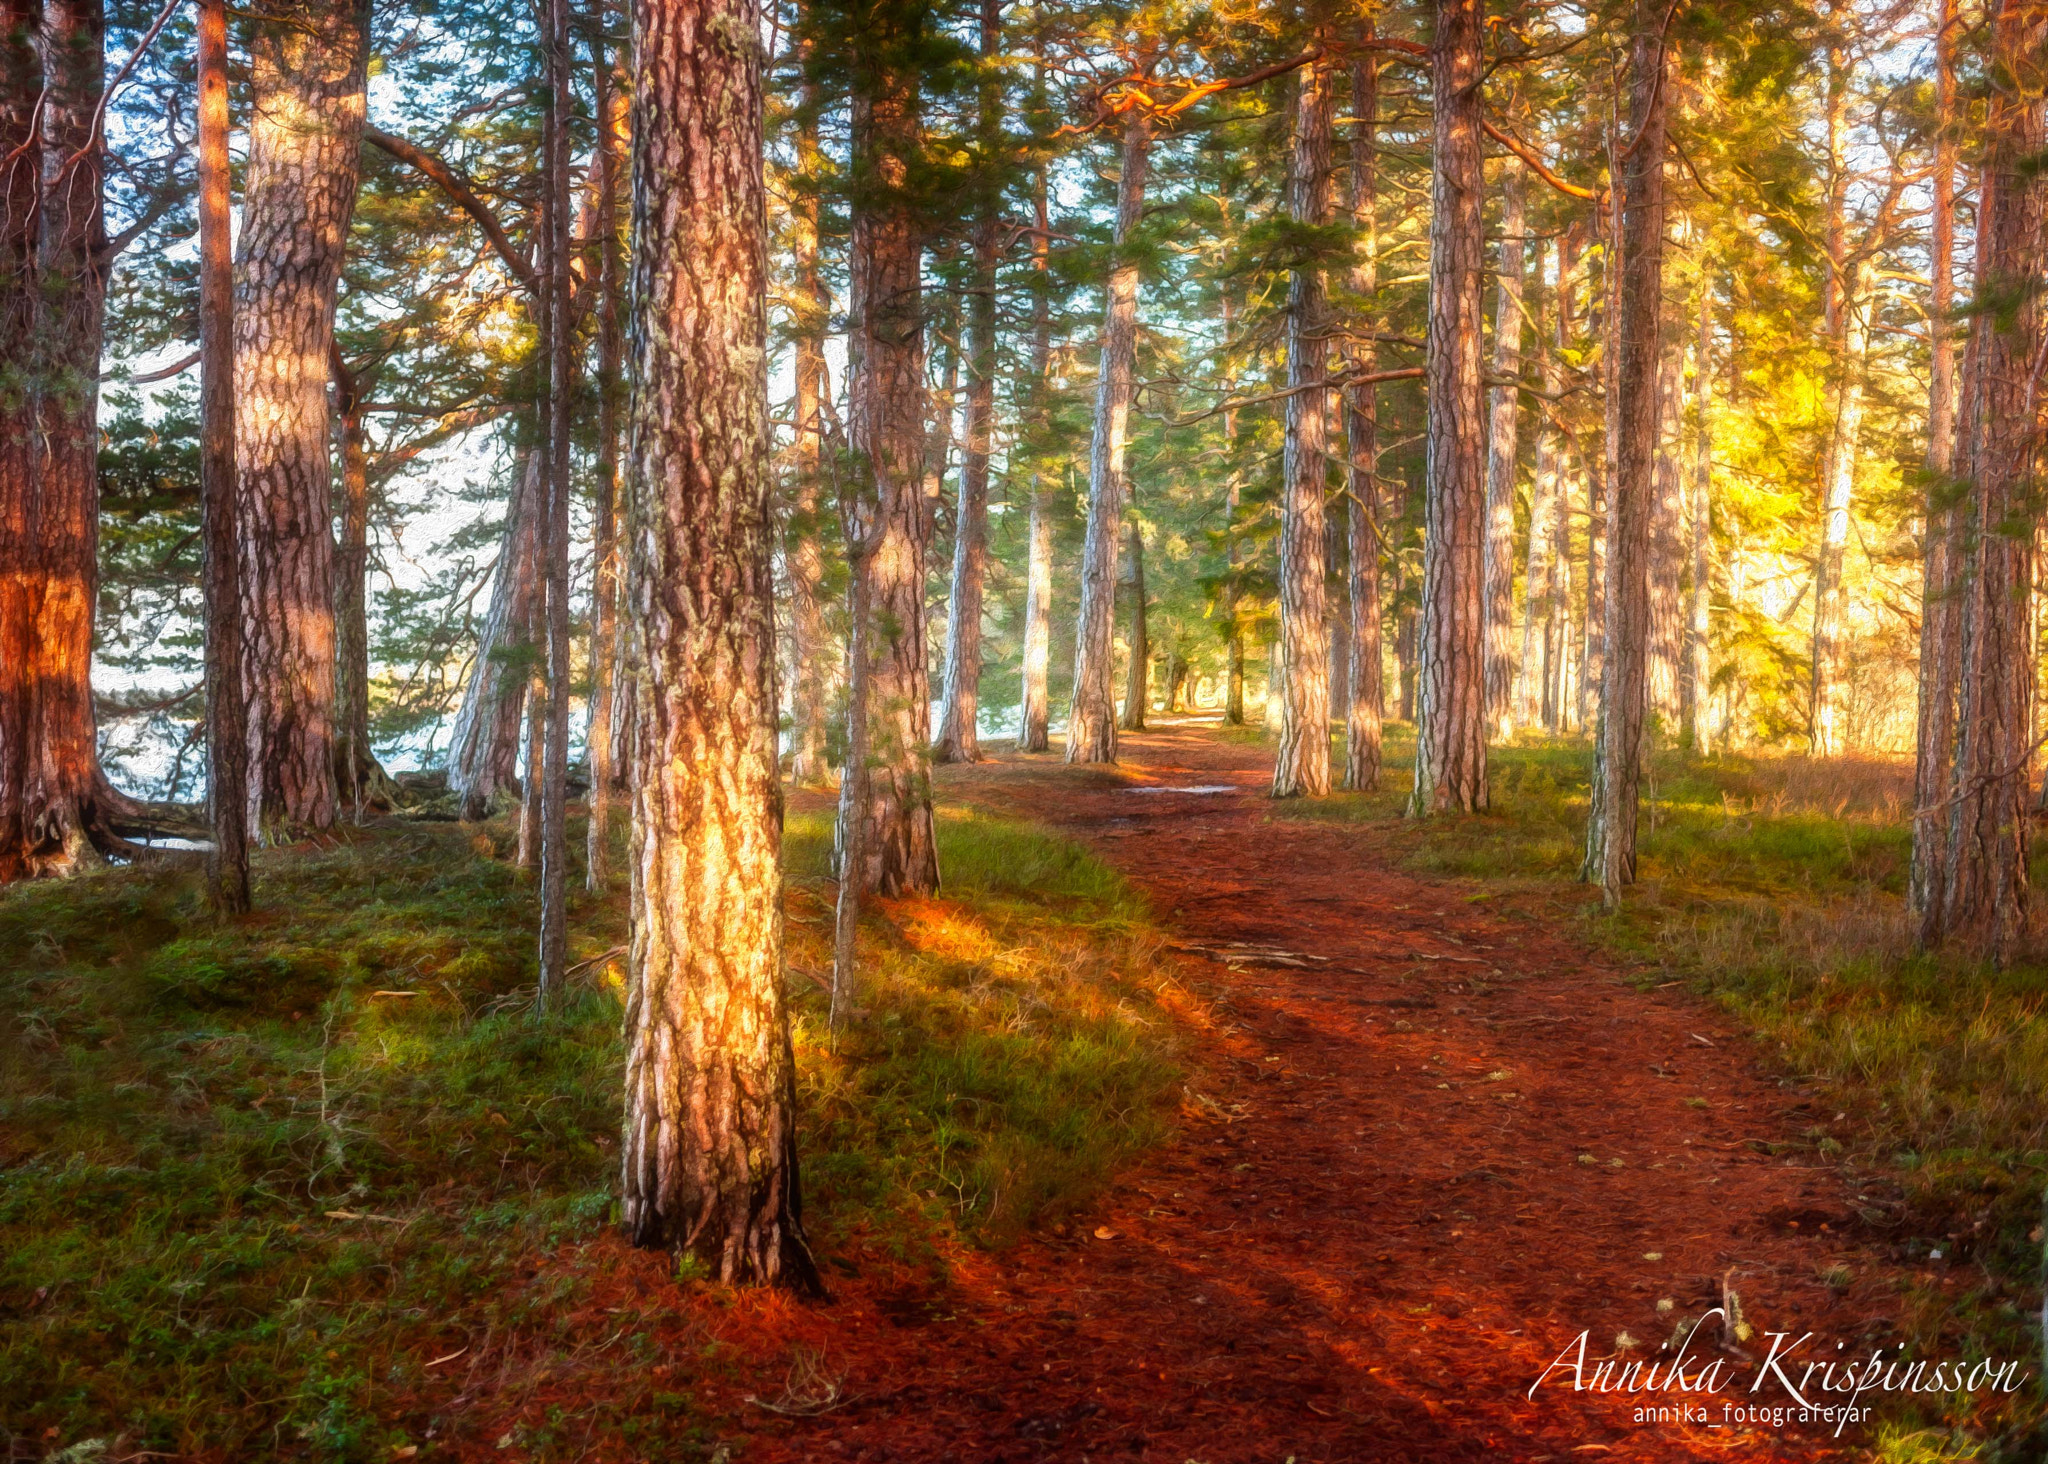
[7,717,2038,1463]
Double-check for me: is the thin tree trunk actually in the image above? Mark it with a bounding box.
[1410,0,1488,816]
[1518,242,1556,732]
[1582,117,1621,734]
[448,449,541,820]
[1017,167,1055,752]
[1482,163,1525,740]
[838,10,938,895]
[330,350,374,819]
[934,0,1001,764]
[1647,328,1686,723]
[785,59,833,786]
[619,0,818,1291]
[0,0,37,882]
[1342,40,1382,791]
[832,529,877,1028]
[1807,259,1871,756]
[1937,0,2044,958]
[1581,0,1669,904]
[197,0,249,912]
[535,0,577,1004]
[1120,523,1149,731]
[586,18,627,884]
[1066,109,1151,764]
[1275,45,1336,797]
[1682,283,1713,753]
[1912,0,1962,930]
[234,0,369,839]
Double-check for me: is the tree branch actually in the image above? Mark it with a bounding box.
[364,126,538,298]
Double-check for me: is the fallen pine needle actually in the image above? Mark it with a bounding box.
[424,1347,469,1368]
[325,1209,406,1225]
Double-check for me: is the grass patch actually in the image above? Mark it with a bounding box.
[0,803,1182,1458]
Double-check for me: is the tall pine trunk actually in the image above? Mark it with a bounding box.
[1066,109,1150,764]
[785,65,833,786]
[934,0,1001,763]
[838,5,938,894]
[1481,164,1525,740]
[1017,166,1055,752]
[234,0,369,838]
[1934,0,2044,958]
[586,23,628,882]
[1911,0,1961,931]
[0,0,125,879]
[1517,241,1556,731]
[1411,0,1487,815]
[1275,47,1335,797]
[1342,41,1382,791]
[196,0,249,911]
[1582,0,1668,903]
[1807,260,1871,755]
[1647,329,1685,722]
[1682,285,1713,752]
[619,0,817,1290]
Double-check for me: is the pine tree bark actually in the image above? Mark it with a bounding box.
[934,0,1001,764]
[1410,0,1488,816]
[587,22,628,882]
[1582,0,1668,904]
[1342,42,1382,791]
[1275,47,1336,798]
[1911,0,1961,932]
[1120,523,1149,731]
[1682,284,1713,752]
[196,0,249,911]
[234,0,369,839]
[1066,108,1151,765]
[1935,0,2043,958]
[1481,163,1525,740]
[838,4,938,894]
[1807,259,1871,755]
[0,0,127,880]
[1017,166,1055,752]
[619,0,818,1291]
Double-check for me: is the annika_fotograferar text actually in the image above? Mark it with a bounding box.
[1528,1308,2029,1437]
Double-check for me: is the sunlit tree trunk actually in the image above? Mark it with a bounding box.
[196,0,249,911]
[0,0,126,880]
[1410,0,1487,815]
[1067,108,1150,764]
[234,0,369,839]
[1482,163,1525,741]
[1342,41,1382,791]
[1582,138,1620,735]
[1935,0,2043,959]
[1647,331,1685,723]
[1912,0,1962,930]
[1807,259,1871,756]
[1582,0,1668,904]
[1120,523,1149,731]
[935,0,1001,764]
[837,6,938,894]
[1275,47,1335,797]
[1017,167,1055,752]
[586,28,628,882]
[449,450,540,821]
[620,0,819,1291]
[1517,242,1555,732]
[1682,285,1714,753]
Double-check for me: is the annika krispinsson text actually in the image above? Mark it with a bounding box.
[1528,1308,2028,1438]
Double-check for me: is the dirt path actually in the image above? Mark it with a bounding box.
[713,722,1940,1462]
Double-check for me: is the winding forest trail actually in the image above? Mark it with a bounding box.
[725,718,1940,1462]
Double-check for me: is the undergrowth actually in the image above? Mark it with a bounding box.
[0,804,1180,1460]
